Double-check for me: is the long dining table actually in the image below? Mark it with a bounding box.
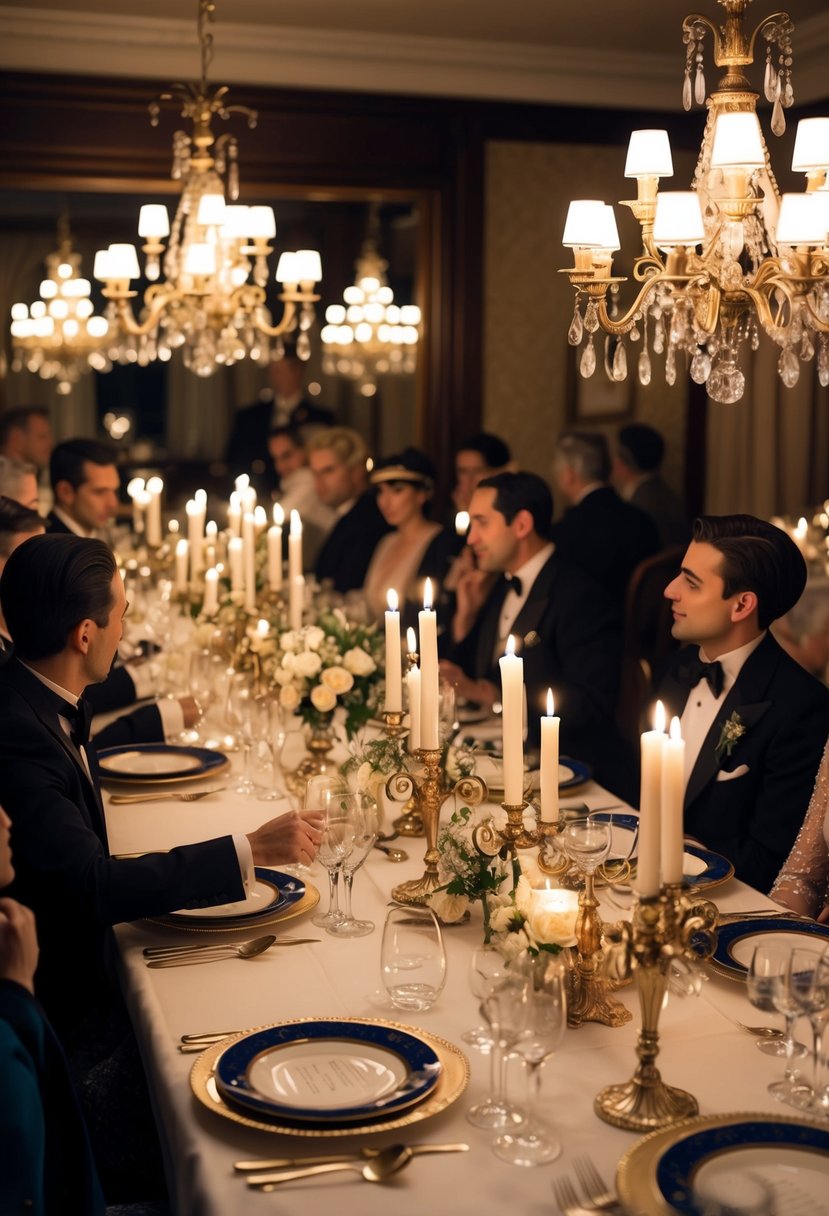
[105,743,803,1216]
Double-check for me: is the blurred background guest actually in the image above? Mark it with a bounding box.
[268,424,336,568]
[613,422,689,548]
[310,427,390,592]
[364,448,442,620]
[452,431,512,513]
[0,456,40,512]
[0,406,53,476]
[47,439,120,541]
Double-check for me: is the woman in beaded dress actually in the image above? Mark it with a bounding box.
[770,737,829,921]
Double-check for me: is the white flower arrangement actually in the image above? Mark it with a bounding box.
[427,806,510,939]
[487,874,578,961]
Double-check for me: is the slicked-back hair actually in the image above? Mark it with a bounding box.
[0,456,36,500]
[0,406,49,446]
[692,514,807,630]
[50,438,118,493]
[477,471,553,540]
[555,430,611,484]
[0,496,44,557]
[0,534,116,660]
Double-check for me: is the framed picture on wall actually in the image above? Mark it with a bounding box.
[566,339,635,422]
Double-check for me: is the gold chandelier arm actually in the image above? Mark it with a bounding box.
[591,275,668,336]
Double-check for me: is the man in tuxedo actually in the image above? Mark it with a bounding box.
[440,471,633,797]
[551,429,660,610]
[658,514,829,893]
[0,534,323,1032]
[613,423,689,548]
[310,426,391,593]
[47,438,120,540]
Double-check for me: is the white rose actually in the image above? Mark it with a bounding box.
[273,665,294,686]
[293,650,322,677]
[343,647,377,677]
[279,683,301,711]
[528,893,578,949]
[429,891,469,924]
[355,761,374,793]
[310,683,337,713]
[489,904,515,933]
[303,625,325,651]
[279,630,300,652]
[499,930,531,962]
[321,665,354,695]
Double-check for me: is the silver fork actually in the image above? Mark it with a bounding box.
[573,1157,619,1211]
[553,1175,600,1216]
[110,787,226,804]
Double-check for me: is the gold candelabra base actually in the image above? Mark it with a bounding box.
[568,870,632,1029]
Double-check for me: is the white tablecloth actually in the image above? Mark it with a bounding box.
[106,753,793,1216]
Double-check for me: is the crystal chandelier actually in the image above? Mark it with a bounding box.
[561,0,829,405]
[93,0,321,378]
[10,217,112,395]
[320,212,420,398]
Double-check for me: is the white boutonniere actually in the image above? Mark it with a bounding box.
[715,710,746,762]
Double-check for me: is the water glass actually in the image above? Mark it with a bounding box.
[311,786,356,929]
[249,697,288,802]
[225,672,256,794]
[747,943,808,1060]
[381,906,446,1011]
[327,792,379,938]
[783,946,829,1114]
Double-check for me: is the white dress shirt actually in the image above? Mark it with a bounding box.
[679,632,766,786]
[494,542,555,662]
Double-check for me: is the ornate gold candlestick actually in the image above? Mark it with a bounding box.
[595,883,718,1131]
[387,749,486,905]
[393,646,423,836]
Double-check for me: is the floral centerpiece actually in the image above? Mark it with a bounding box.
[487,871,578,963]
[341,732,412,802]
[428,807,511,939]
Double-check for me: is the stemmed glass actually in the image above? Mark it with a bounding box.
[467,962,530,1130]
[463,946,503,1049]
[747,944,809,1059]
[783,946,829,1114]
[311,786,357,929]
[327,792,379,938]
[494,953,568,1166]
[225,672,256,795]
[751,944,807,1103]
[176,649,215,746]
[249,696,288,802]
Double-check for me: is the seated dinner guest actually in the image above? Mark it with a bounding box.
[0,534,323,1034]
[440,471,632,797]
[770,737,829,920]
[0,454,40,511]
[310,426,390,593]
[0,803,105,1215]
[612,422,689,548]
[46,438,120,540]
[268,424,336,567]
[364,448,443,620]
[658,514,829,894]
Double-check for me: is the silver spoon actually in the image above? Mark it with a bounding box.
[374,841,408,862]
[235,1143,468,1171]
[144,934,314,958]
[247,1144,416,1188]
[146,935,278,967]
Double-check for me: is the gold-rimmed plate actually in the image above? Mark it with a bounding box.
[190,1017,469,1137]
[709,915,829,980]
[145,880,319,934]
[97,744,230,785]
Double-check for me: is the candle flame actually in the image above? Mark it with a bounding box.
[387,588,399,612]
[654,699,666,733]
[273,502,284,526]
[194,488,207,506]
[669,715,682,741]
[205,567,218,580]
[257,618,270,636]
[546,687,555,716]
[205,520,217,537]
[126,477,145,498]
[168,519,179,533]
[505,634,516,657]
[290,509,302,536]
[423,578,433,610]
[234,473,250,492]
[146,475,163,494]
[175,538,188,555]
[455,510,470,536]
[406,627,417,652]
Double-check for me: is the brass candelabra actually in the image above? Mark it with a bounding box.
[595,883,718,1131]
[393,645,423,836]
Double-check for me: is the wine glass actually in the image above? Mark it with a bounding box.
[783,946,829,1114]
[562,817,612,875]
[467,962,529,1130]
[311,786,356,929]
[381,906,446,1011]
[752,944,807,1103]
[463,946,503,1049]
[225,672,256,795]
[327,792,379,938]
[494,953,568,1165]
[747,943,809,1059]
[176,649,215,746]
[249,696,288,802]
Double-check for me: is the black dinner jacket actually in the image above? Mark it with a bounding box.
[314,490,392,593]
[44,509,73,536]
[0,658,244,1028]
[659,633,829,894]
[448,554,635,797]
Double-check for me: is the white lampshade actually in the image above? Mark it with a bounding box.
[107,244,141,280]
[49,299,69,320]
[93,249,114,280]
[275,252,299,283]
[625,129,674,178]
[562,200,607,248]
[39,279,57,299]
[138,204,170,238]
[86,316,109,338]
[30,301,46,319]
[325,304,346,324]
[596,204,620,251]
[792,118,829,173]
[294,249,322,283]
[196,193,226,226]
[220,205,250,238]
[183,242,217,276]
[710,112,765,170]
[247,206,276,239]
[653,192,705,248]
[10,302,28,321]
[775,193,828,246]
[399,305,422,325]
[76,299,94,318]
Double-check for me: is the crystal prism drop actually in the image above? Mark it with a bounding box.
[665,349,677,386]
[764,53,776,102]
[568,304,584,346]
[778,347,800,387]
[784,81,793,108]
[818,338,829,387]
[801,333,815,361]
[771,94,786,137]
[584,301,599,334]
[630,325,640,342]
[683,70,693,111]
[612,341,628,382]
[638,348,652,386]
[690,349,712,384]
[694,67,706,106]
[580,335,596,378]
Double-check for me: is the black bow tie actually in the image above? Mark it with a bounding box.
[60,697,91,752]
[678,655,725,697]
[504,575,522,596]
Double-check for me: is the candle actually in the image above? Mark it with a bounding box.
[384,588,402,713]
[204,519,218,569]
[288,510,303,582]
[661,716,685,886]
[127,477,145,535]
[242,512,256,614]
[174,538,189,594]
[253,505,268,537]
[186,493,206,574]
[635,700,666,898]
[227,493,242,538]
[289,574,304,632]
[228,536,244,594]
[418,579,439,750]
[455,510,470,537]
[499,634,524,806]
[539,687,560,823]
[167,518,179,547]
[145,475,163,547]
[407,665,421,752]
[267,526,283,592]
[202,567,219,617]
[406,626,418,659]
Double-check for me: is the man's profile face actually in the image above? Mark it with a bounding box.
[454,450,489,511]
[664,541,743,654]
[467,487,518,573]
[57,461,120,531]
[309,448,355,509]
[21,416,53,471]
[86,572,127,684]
